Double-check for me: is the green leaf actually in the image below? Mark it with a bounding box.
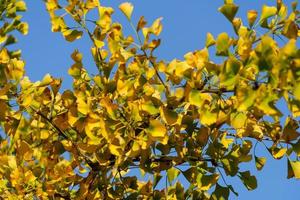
[167,168,180,183]
[238,171,257,190]
[255,156,266,171]
[219,3,239,22]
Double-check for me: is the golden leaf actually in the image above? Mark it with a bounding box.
[119,2,134,20]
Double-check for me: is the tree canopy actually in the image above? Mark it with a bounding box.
[0,0,299,199]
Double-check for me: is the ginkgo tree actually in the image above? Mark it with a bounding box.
[0,0,299,199]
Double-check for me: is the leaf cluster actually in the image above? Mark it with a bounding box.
[0,0,299,199]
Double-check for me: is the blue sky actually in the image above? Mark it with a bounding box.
[16,0,300,199]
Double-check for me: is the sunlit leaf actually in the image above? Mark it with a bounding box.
[146,119,168,144]
[260,5,277,21]
[247,10,258,27]
[216,32,230,56]
[206,32,215,48]
[219,3,239,22]
[119,2,134,20]
[287,159,300,179]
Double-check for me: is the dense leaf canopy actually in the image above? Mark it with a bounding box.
[0,0,299,199]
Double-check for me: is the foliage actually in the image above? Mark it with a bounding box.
[0,0,299,199]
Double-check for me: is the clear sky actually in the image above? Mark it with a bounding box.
[17,0,300,199]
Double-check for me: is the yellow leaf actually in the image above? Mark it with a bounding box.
[167,168,180,183]
[77,98,89,115]
[63,29,83,42]
[99,118,111,140]
[288,159,300,179]
[97,6,114,32]
[216,32,230,56]
[0,48,10,64]
[247,10,258,27]
[40,130,50,139]
[200,108,218,126]
[7,59,25,81]
[46,0,59,11]
[146,119,168,143]
[220,133,234,149]
[294,83,300,101]
[17,22,29,35]
[218,3,239,22]
[119,2,134,20]
[40,73,53,86]
[271,148,287,159]
[100,97,118,120]
[160,106,178,125]
[142,17,163,38]
[189,90,212,107]
[85,117,102,145]
[94,38,105,48]
[151,17,163,36]
[141,101,159,115]
[260,5,277,21]
[8,156,17,169]
[126,141,141,158]
[85,0,99,9]
[10,168,21,187]
[206,32,215,48]
[71,50,83,62]
[0,35,7,44]
[137,16,147,32]
[230,112,247,129]
[145,68,156,80]
[174,61,192,78]
[251,124,264,139]
[50,15,66,32]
